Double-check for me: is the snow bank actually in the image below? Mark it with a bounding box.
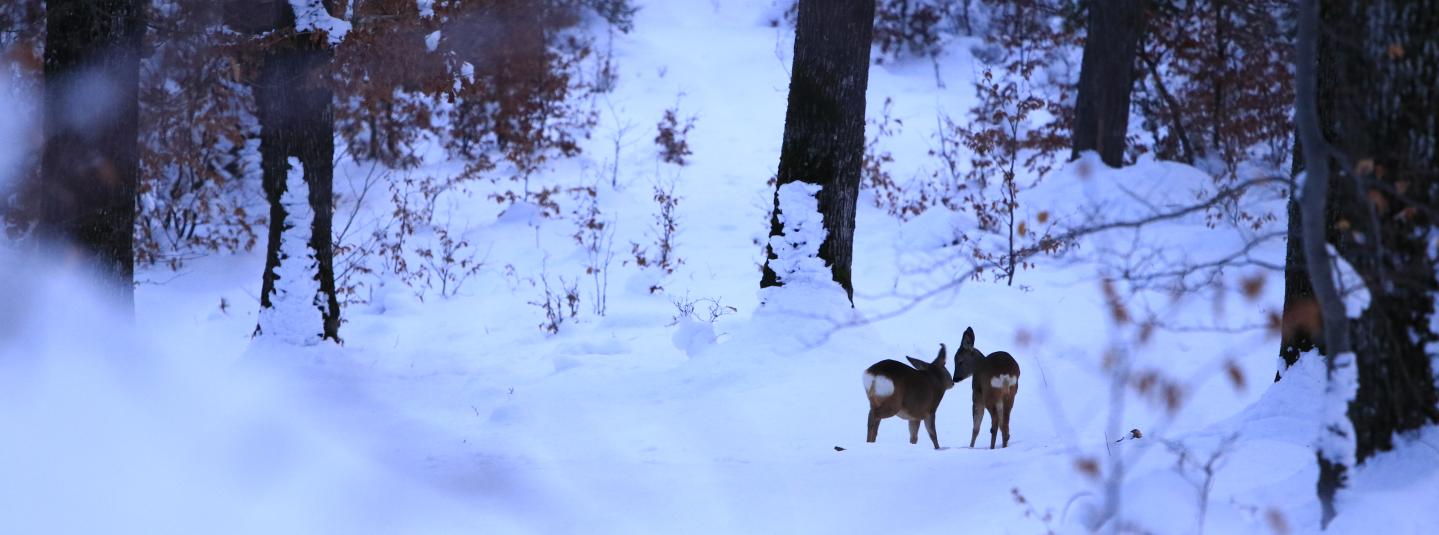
[748,181,857,349]
[0,252,484,534]
[671,316,716,356]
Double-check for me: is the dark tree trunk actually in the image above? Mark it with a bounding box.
[235,2,342,342]
[1277,198,1318,375]
[39,0,144,305]
[759,0,876,302]
[1279,126,1340,378]
[1071,0,1145,167]
[1210,0,1225,151]
[1316,0,1439,462]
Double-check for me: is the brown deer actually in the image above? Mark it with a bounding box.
[862,344,953,449]
[951,327,1021,449]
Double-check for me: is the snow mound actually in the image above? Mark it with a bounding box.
[753,181,857,347]
[256,158,326,345]
[671,316,717,357]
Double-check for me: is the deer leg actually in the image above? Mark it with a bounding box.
[988,402,1000,449]
[923,412,940,449]
[866,409,881,443]
[969,401,983,448]
[1001,387,1017,448]
[908,419,921,444]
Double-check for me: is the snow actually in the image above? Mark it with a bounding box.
[670,316,716,356]
[289,0,351,45]
[255,158,326,345]
[765,181,830,287]
[425,30,442,53]
[1329,244,1372,318]
[761,181,853,317]
[3,0,1438,533]
[1318,352,1359,470]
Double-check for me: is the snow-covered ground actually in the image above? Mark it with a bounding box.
[3,1,1437,533]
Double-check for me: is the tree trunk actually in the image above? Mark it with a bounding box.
[1316,0,1439,462]
[240,3,343,342]
[760,0,876,302]
[1071,0,1145,167]
[1277,198,1318,375]
[39,0,144,306]
[1278,126,1340,378]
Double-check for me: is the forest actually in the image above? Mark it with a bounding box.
[1,0,1436,533]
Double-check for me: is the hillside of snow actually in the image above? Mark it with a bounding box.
[3,1,1437,534]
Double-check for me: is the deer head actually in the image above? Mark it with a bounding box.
[952,327,984,383]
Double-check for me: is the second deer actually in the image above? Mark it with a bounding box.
[952,327,1021,448]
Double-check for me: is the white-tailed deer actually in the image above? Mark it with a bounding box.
[862,345,953,449]
[952,327,1021,448]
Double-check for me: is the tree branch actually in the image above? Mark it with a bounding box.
[842,175,1286,327]
[1296,0,1352,527]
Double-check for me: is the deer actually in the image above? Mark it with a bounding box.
[951,327,1021,449]
[862,344,953,449]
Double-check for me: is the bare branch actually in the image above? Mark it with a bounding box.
[844,175,1286,328]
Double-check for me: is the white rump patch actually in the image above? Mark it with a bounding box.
[990,374,1018,389]
[864,372,895,398]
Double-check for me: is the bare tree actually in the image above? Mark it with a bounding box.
[38,0,145,306]
[760,0,877,302]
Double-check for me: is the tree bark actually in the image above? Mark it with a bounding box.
[1316,0,1439,462]
[1277,198,1318,374]
[39,0,144,306]
[760,0,876,303]
[1071,0,1145,167]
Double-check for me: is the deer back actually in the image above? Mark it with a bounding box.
[973,351,1021,394]
[863,347,951,415]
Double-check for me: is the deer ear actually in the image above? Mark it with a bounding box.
[933,344,947,367]
[961,327,975,350]
[906,356,930,370]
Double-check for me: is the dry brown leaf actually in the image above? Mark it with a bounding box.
[1368,189,1389,214]
[1225,359,1247,392]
